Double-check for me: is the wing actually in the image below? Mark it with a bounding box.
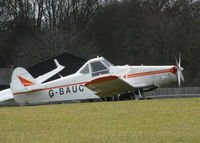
[84,75,135,97]
[36,59,65,83]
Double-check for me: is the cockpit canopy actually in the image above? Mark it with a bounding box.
[78,57,113,77]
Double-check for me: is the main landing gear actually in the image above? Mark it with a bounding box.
[132,89,145,100]
[102,89,146,101]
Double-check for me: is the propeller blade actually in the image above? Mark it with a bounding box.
[177,69,181,87]
[177,66,184,87]
[175,52,184,87]
[180,70,185,82]
[179,52,181,67]
[175,56,178,66]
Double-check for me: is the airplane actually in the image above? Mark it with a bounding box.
[0,55,184,105]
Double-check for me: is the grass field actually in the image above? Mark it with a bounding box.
[0,98,200,143]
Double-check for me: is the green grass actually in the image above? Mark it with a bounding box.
[0,98,200,143]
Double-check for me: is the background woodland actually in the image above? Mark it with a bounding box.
[0,0,200,86]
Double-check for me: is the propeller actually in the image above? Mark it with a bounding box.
[175,53,184,87]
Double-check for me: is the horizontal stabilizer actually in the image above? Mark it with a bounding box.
[0,89,14,102]
[84,75,135,97]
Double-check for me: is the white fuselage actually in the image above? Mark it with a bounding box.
[13,65,177,104]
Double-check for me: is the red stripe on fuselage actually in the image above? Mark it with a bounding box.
[13,81,87,95]
[127,68,175,78]
[13,67,176,96]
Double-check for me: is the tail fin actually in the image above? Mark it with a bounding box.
[10,67,42,93]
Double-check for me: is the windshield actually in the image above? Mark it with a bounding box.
[91,61,109,76]
[79,64,89,74]
[78,57,113,76]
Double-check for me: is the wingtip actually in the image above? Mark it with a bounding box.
[54,59,60,67]
[54,59,65,69]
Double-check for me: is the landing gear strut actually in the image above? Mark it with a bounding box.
[135,89,145,100]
